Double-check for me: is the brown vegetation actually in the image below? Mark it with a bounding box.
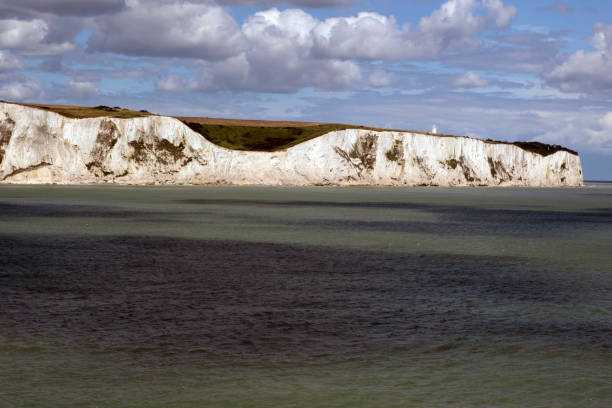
[86,120,119,177]
[385,139,404,162]
[1,161,50,181]
[128,138,189,166]
[485,139,577,156]
[0,116,15,164]
[334,133,378,176]
[174,116,323,128]
[18,103,152,119]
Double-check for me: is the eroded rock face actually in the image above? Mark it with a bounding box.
[86,120,119,177]
[0,115,15,165]
[0,102,583,186]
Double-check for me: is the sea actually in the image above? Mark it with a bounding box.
[1,183,610,407]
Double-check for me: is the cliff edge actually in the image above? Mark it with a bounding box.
[0,102,583,186]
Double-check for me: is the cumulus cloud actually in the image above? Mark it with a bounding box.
[152,7,360,92]
[482,0,516,28]
[312,0,516,60]
[546,23,612,95]
[453,71,488,88]
[0,0,520,95]
[0,18,74,55]
[415,0,516,55]
[0,77,43,100]
[188,45,362,92]
[68,79,99,98]
[88,1,245,59]
[312,13,411,60]
[90,0,516,63]
[152,1,516,92]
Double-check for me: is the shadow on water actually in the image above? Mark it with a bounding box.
[175,199,612,235]
[179,198,612,220]
[2,201,612,238]
[1,235,609,362]
[0,202,208,220]
[0,200,612,238]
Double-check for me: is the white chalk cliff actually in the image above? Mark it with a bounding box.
[0,102,583,186]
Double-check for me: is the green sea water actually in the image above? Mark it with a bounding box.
[1,184,610,407]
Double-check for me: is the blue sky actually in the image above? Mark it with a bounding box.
[0,0,611,179]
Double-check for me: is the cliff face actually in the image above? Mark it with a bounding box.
[0,102,583,186]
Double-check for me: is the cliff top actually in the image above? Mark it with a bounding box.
[4,101,578,156]
[16,102,153,119]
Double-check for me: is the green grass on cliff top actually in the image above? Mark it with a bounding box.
[179,122,379,151]
[11,102,577,155]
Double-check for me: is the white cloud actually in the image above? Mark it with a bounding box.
[482,0,517,28]
[420,0,515,33]
[184,8,362,92]
[243,7,318,51]
[453,71,488,88]
[546,23,612,95]
[311,0,516,60]
[0,78,43,100]
[0,18,73,56]
[88,0,516,64]
[88,1,245,59]
[590,23,612,52]
[190,50,362,93]
[312,12,410,60]
[161,1,515,93]
[68,80,99,98]
[419,0,487,36]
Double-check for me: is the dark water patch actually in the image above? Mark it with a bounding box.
[179,199,612,235]
[2,200,611,239]
[285,217,587,235]
[0,202,209,221]
[3,197,611,230]
[181,198,435,210]
[1,235,608,362]
[180,198,612,221]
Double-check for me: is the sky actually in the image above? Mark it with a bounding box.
[0,0,610,179]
